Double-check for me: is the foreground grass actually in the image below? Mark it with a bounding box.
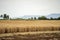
[0,20,60,34]
[0,31,60,37]
[0,31,60,40]
[0,20,60,40]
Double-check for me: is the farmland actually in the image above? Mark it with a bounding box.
[0,20,60,40]
[0,20,60,33]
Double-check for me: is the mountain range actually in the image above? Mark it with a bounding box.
[46,14,60,18]
[22,13,60,19]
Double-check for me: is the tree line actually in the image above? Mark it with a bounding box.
[0,14,9,19]
[28,16,60,20]
[0,14,60,20]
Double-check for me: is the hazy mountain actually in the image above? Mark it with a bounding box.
[22,15,41,19]
[46,14,60,18]
[22,14,60,19]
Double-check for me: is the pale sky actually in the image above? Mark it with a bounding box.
[0,0,60,18]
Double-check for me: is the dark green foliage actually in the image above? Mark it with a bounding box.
[38,16,47,20]
[3,14,7,19]
[31,17,33,20]
[50,17,60,20]
[0,14,60,20]
[38,17,41,20]
[50,17,53,20]
[34,17,36,20]
[6,15,9,19]
[3,14,9,19]
[0,15,3,17]
[40,16,47,20]
[57,17,60,20]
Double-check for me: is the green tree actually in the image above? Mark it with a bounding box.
[0,15,3,17]
[38,17,41,20]
[31,17,33,20]
[3,14,9,19]
[40,16,47,20]
[3,14,7,19]
[54,18,57,20]
[34,17,36,20]
[58,17,60,20]
[50,17,53,20]
[6,15,9,19]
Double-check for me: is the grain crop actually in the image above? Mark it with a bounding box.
[0,20,60,33]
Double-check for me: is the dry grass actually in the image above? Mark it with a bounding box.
[0,20,60,33]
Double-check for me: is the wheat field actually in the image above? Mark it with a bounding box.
[0,20,60,33]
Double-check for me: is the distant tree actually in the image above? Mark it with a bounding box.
[50,17,53,20]
[3,14,7,19]
[3,14,9,19]
[54,18,57,20]
[57,17,60,20]
[38,17,41,20]
[40,16,47,20]
[28,18,30,20]
[6,15,9,19]
[31,17,33,20]
[34,17,36,20]
[0,15,3,17]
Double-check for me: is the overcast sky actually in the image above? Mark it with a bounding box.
[0,0,60,18]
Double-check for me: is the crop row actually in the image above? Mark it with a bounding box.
[0,26,60,34]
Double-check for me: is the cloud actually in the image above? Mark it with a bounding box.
[0,0,60,18]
